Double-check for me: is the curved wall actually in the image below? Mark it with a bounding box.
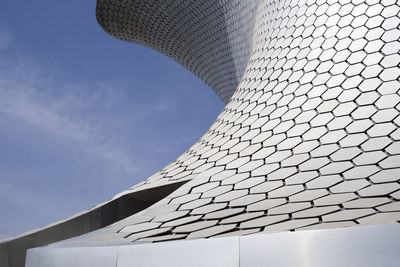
[90,0,400,242]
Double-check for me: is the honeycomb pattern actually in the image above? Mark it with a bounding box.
[85,0,400,244]
[96,0,258,103]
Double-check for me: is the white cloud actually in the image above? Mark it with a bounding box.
[0,55,139,174]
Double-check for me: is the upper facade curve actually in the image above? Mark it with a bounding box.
[96,0,259,103]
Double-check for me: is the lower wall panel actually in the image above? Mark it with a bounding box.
[26,224,400,267]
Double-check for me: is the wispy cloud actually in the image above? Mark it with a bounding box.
[0,53,140,174]
[0,27,208,184]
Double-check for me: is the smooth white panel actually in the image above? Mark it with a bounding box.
[117,237,239,267]
[240,224,400,267]
[25,246,118,267]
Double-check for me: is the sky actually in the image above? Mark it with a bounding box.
[0,1,223,239]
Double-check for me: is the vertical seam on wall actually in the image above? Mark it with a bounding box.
[238,236,241,267]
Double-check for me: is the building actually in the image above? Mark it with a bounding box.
[2,0,400,266]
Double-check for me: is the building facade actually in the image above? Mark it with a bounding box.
[2,0,400,266]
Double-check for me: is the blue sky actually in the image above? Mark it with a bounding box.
[0,1,223,239]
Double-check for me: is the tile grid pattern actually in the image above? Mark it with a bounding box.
[90,0,400,243]
[96,0,258,103]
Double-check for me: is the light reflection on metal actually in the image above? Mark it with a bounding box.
[26,224,400,267]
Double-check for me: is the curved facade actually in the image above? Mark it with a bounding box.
[92,0,400,240]
[2,0,400,265]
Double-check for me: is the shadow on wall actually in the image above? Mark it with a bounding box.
[0,181,187,267]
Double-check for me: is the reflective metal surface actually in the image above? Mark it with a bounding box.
[26,224,400,267]
[240,224,400,267]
